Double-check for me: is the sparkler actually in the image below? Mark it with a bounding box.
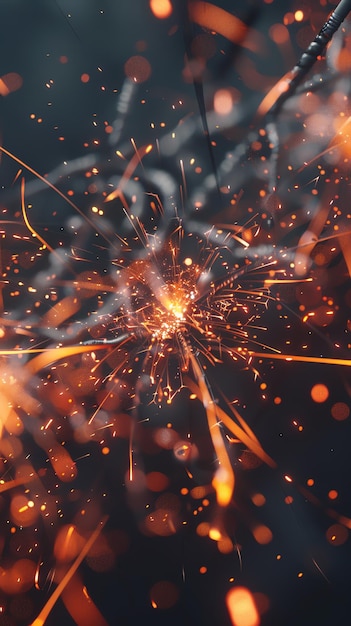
[1,1,351,624]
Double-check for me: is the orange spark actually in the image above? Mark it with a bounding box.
[251,352,351,367]
[105,143,153,203]
[29,516,108,626]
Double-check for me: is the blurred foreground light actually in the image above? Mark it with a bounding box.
[214,89,236,115]
[226,587,260,626]
[310,383,329,403]
[0,72,23,96]
[150,0,173,19]
[150,580,179,609]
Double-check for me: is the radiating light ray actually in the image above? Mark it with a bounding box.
[184,377,276,468]
[188,349,235,507]
[0,344,109,374]
[251,352,351,367]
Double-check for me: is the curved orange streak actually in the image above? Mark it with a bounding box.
[189,1,260,53]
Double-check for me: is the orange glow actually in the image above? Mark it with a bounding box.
[251,493,266,507]
[48,445,77,482]
[124,55,151,83]
[196,522,210,537]
[54,525,84,563]
[42,295,81,327]
[218,536,234,554]
[257,70,292,116]
[226,587,260,626]
[251,352,351,368]
[10,494,39,527]
[214,88,236,115]
[144,508,178,536]
[252,524,273,545]
[269,24,289,45]
[30,516,108,626]
[150,581,179,609]
[310,383,329,403]
[145,471,170,492]
[188,353,235,506]
[209,527,222,541]
[149,0,172,19]
[0,559,36,595]
[189,2,260,53]
[331,402,350,421]
[328,490,338,500]
[61,573,108,626]
[326,523,349,546]
[0,72,23,96]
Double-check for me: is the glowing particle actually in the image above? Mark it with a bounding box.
[294,10,304,22]
[328,489,338,500]
[80,73,90,83]
[310,383,329,403]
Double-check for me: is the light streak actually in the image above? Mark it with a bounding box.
[29,516,108,626]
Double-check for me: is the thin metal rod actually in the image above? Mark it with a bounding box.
[269,0,351,116]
